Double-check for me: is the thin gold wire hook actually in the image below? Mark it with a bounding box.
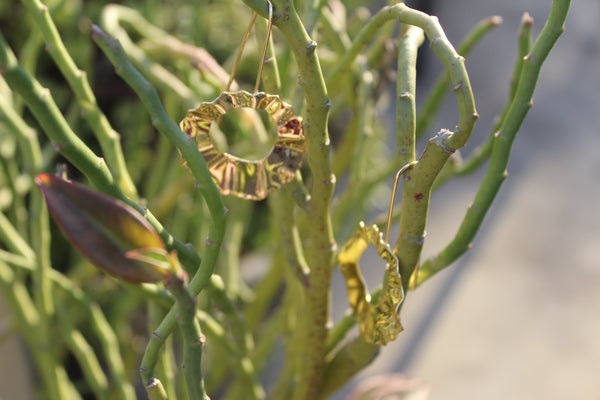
[254,1,274,93]
[384,161,418,244]
[225,0,274,93]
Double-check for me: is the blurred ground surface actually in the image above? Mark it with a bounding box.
[332,0,600,399]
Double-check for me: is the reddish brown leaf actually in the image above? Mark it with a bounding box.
[35,173,169,283]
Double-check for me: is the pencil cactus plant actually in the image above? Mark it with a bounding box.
[0,0,570,399]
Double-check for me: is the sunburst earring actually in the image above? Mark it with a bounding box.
[337,161,417,345]
[180,1,305,200]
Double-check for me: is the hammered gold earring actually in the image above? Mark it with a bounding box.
[180,1,305,200]
[337,161,417,345]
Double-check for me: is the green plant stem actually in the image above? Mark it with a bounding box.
[0,31,121,197]
[0,249,34,269]
[320,4,479,392]
[244,251,284,330]
[0,31,201,277]
[321,338,379,399]
[206,275,264,400]
[265,1,336,398]
[51,273,137,400]
[432,14,532,191]
[31,188,68,398]
[0,261,74,399]
[349,70,375,185]
[100,4,197,105]
[416,15,502,137]
[145,378,169,400]
[21,69,64,397]
[140,275,256,394]
[1,247,139,399]
[511,13,534,100]
[326,4,478,147]
[396,25,424,166]
[385,6,478,289]
[417,0,571,284]
[148,304,177,400]
[269,267,305,400]
[271,190,310,285]
[166,273,209,400]
[0,211,35,260]
[87,304,137,400]
[57,305,110,400]
[19,0,138,199]
[91,26,231,388]
[319,5,352,56]
[91,25,226,292]
[221,198,251,300]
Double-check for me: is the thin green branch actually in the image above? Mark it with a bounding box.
[0,261,72,399]
[19,0,138,199]
[0,211,35,260]
[511,13,534,100]
[91,26,229,389]
[51,273,137,400]
[271,191,310,285]
[0,30,200,278]
[90,25,226,291]
[432,13,532,190]
[166,273,208,400]
[205,275,264,400]
[396,25,424,165]
[439,14,532,182]
[100,5,197,105]
[417,0,571,284]
[416,16,502,137]
[325,4,478,148]
[0,32,118,196]
[57,305,111,400]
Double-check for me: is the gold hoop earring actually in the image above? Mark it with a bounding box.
[180,1,305,200]
[337,161,417,345]
[180,91,303,200]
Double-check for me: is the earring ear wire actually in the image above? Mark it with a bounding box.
[385,161,418,244]
[225,0,274,94]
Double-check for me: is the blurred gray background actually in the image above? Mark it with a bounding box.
[332,0,600,399]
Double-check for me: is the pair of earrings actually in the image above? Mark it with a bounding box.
[180,2,414,346]
[180,1,305,201]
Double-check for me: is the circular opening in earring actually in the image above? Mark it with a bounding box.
[209,107,277,161]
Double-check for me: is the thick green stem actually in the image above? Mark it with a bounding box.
[264,1,336,398]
